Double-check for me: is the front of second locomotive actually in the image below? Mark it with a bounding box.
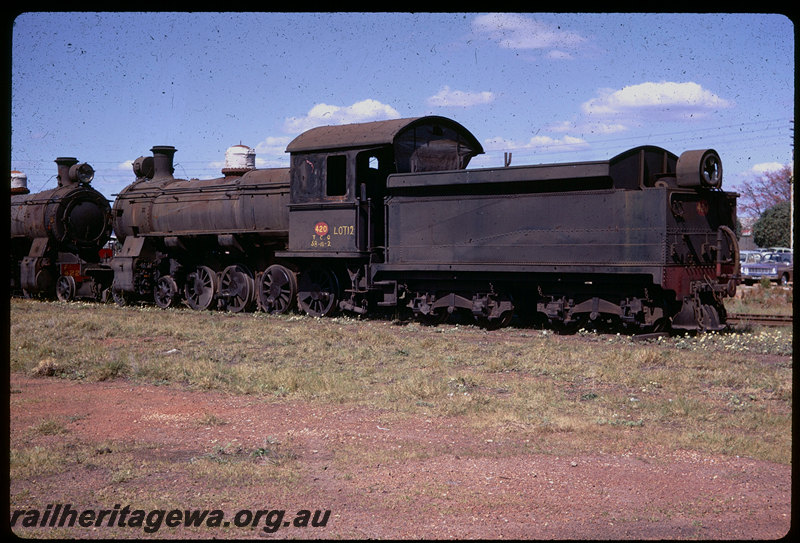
[110,144,291,311]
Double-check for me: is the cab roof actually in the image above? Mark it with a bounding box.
[285,115,484,154]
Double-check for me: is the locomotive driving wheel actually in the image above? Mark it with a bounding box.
[258,264,297,314]
[56,275,76,302]
[153,275,180,309]
[184,265,218,311]
[297,267,340,317]
[218,264,255,313]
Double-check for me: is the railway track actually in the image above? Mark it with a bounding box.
[726,313,793,327]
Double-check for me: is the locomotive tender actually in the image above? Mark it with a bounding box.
[10,157,113,301]
[107,115,739,331]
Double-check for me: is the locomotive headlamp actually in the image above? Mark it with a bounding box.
[700,152,722,188]
[676,149,722,189]
[69,162,95,184]
[132,156,155,179]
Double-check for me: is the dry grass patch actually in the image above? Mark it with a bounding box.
[725,284,792,315]
[9,298,792,464]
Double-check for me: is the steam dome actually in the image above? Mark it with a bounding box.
[222,144,256,175]
[10,170,29,194]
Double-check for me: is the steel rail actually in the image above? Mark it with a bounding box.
[726,313,793,326]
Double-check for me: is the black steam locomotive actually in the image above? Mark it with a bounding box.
[103,115,739,331]
[10,116,739,331]
[10,157,114,301]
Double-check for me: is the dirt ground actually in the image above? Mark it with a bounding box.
[8,374,792,540]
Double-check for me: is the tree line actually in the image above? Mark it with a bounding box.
[737,164,792,248]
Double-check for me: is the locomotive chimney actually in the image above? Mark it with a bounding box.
[151,146,177,180]
[55,157,79,187]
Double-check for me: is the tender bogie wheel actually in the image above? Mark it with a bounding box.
[476,311,514,330]
[218,264,255,313]
[417,309,449,326]
[258,264,298,314]
[154,275,180,309]
[56,275,76,302]
[297,267,340,317]
[184,265,218,311]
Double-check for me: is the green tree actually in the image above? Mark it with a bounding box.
[752,200,790,248]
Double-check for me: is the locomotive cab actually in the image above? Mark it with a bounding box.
[280,116,483,259]
[284,146,394,256]
[276,116,483,316]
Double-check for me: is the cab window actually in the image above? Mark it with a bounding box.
[326,155,347,197]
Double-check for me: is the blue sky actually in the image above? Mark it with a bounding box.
[10,12,794,209]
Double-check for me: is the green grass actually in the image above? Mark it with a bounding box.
[9,298,793,464]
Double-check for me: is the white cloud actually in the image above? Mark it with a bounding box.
[547,121,574,133]
[472,13,586,54]
[482,136,517,150]
[591,123,628,135]
[427,86,495,107]
[483,133,589,152]
[546,50,573,60]
[229,136,290,167]
[283,99,401,133]
[548,120,627,135]
[581,81,732,120]
[751,162,788,175]
[254,135,292,156]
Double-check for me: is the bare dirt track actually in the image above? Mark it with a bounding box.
[8,374,791,540]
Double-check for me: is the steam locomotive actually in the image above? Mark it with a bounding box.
[105,116,739,331]
[109,144,290,311]
[11,115,740,331]
[10,157,113,301]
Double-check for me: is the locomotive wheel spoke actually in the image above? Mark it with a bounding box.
[258,264,297,314]
[297,267,339,317]
[184,265,217,311]
[56,275,76,302]
[153,275,179,309]
[219,264,255,313]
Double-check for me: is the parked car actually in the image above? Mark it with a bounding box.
[741,252,793,285]
[739,250,763,264]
